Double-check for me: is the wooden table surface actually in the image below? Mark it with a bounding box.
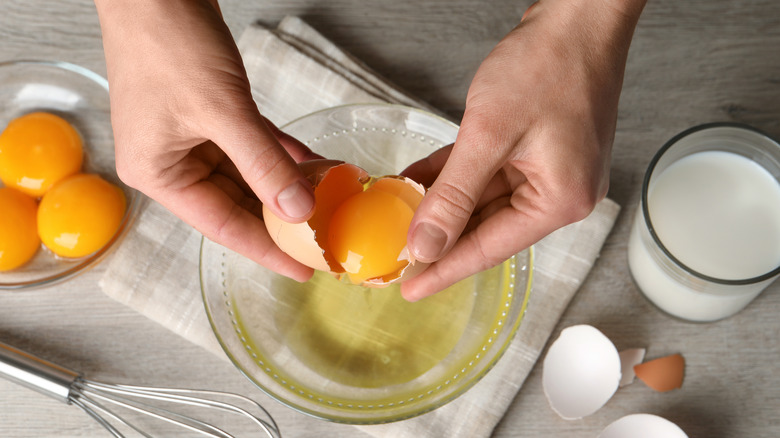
[1,0,779,437]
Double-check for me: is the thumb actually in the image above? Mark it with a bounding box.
[210,112,315,223]
[407,136,499,263]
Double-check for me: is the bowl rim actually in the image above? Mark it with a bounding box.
[0,59,109,90]
[200,103,534,424]
[0,59,143,290]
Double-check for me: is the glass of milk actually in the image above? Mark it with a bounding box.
[628,123,780,322]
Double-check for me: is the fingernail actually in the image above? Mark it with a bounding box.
[411,222,448,261]
[277,180,314,219]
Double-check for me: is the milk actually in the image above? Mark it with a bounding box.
[628,150,780,322]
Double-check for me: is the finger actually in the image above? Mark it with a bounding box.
[406,132,507,264]
[210,134,322,203]
[400,144,453,188]
[263,117,325,163]
[463,195,512,235]
[160,178,314,282]
[521,1,539,22]
[214,158,254,199]
[403,145,522,215]
[207,171,263,218]
[401,195,562,301]
[208,112,315,224]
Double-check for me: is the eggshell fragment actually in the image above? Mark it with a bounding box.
[542,325,621,420]
[599,413,688,438]
[618,348,646,387]
[633,353,685,392]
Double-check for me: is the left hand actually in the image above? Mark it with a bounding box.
[399,0,646,301]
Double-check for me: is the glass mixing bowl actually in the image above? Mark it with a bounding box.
[0,60,141,289]
[201,104,532,423]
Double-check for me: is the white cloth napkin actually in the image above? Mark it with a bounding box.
[99,16,620,438]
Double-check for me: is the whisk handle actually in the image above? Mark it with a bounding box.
[0,341,81,404]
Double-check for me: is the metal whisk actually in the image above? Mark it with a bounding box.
[0,341,281,438]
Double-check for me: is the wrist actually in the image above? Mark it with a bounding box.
[93,0,221,25]
[520,0,646,61]
[537,0,646,32]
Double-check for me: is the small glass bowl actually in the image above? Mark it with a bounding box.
[0,60,142,290]
[201,104,533,424]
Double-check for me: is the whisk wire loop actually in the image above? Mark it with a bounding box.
[71,399,129,438]
[0,341,282,438]
[77,385,233,437]
[73,380,280,438]
[71,396,150,438]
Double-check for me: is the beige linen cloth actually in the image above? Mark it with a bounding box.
[100,16,620,438]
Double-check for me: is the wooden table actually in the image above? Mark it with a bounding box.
[1,0,778,436]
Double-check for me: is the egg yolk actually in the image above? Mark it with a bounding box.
[37,173,126,258]
[0,112,83,197]
[328,187,414,284]
[0,187,40,271]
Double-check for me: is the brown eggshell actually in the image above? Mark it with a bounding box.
[633,353,685,392]
[263,160,358,273]
[263,210,330,272]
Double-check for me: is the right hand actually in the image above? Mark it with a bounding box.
[94,0,320,281]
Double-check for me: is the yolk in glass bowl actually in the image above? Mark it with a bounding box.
[0,187,40,271]
[37,173,126,258]
[0,112,83,197]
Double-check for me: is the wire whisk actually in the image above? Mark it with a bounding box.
[0,341,281,438]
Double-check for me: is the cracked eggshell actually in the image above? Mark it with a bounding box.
[542,325,621,420]
[599,414,688,438]
[263,159,429,287]
[263,159,346,273]
[618,348,646,387]
[356,176,428,287]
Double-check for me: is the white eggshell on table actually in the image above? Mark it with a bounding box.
[599,413,688,438]
[542,324,621,420]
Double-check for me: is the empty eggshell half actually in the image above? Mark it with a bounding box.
[263,159,429,287]
[542,325,621,420]
[599,413,688,438]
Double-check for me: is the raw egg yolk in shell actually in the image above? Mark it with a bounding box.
[328,185,415,284]
[0,112,83,197]
[37,173,126,258]
[264,161,429,287]
[0,187,40,271]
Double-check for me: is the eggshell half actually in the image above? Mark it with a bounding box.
[599,413,688,438]
[542,325,621,420]
[263,160,362,274]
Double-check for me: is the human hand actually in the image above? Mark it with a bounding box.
[94,0,320,281]
[400,0,646,301]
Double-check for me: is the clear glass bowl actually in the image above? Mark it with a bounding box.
[0,60,142,289]
[200,104,532,424]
